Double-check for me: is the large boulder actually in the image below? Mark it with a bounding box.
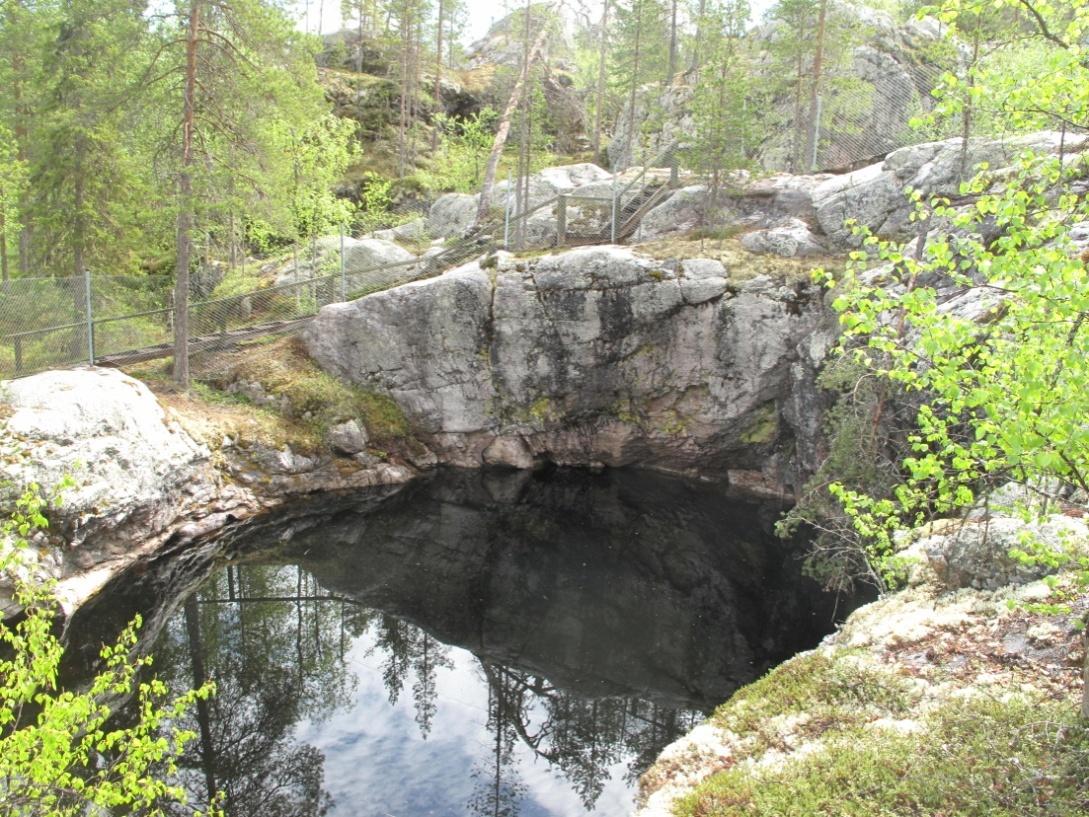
[271,235,416,287]
[812,131,1089,246]
[342,237,415,274]
[904,515,1089,591]
[494,163,615,212]
[0,369,209,579]
[303,245,835,491]
[741,219,828,257]
[639,186,711,240]
[535,163,613,192]
[427,192,478,238]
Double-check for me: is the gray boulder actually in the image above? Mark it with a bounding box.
[372,217,427,243]
[343,237,415,274]
[812,131,1089,247]
[495,163,615,213]
[326,419,370,455]
[906,515,1089,591]
[535,163,613,192]
[741,219,827,257]
[639,186,710,240]
[428,192,478,238]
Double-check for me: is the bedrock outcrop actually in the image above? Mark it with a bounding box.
[303,245,836,495]
[0,368,413,613]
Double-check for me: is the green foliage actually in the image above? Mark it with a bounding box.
[0,124,26,267]
[0,0,356,279]
[0,483,216,816]
[807,1,1089,589]
[282,115,360,243]
[418,108,497,193]
[352,170,414,234]
[913,0,1089,141]
[682,2,757,192]
[821,152,1089,584]
[680,695,1089,817]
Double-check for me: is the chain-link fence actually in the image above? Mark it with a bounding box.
[495,142,685,252]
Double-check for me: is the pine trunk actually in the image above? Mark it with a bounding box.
[0,206,8,286]
[432,0,445,151]
[591,0,610,162]
[1082,610,1089,720]
[804,0,828,172]
[173,0,200,388]
[71,140,87,360]
[625,2,643,169]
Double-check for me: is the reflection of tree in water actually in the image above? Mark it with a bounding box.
[148,561,703,817]
[469,663,528,817]
[412,632,450,738]
[369,615,453,738]
[471,664,703,813]
[156,563,363,817]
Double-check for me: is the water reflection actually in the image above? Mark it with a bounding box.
[67,467,845,817]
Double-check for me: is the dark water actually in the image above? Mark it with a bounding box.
[66,467,848,817]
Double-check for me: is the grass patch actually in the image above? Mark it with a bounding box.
[713,651,917,753]
[635,235,842,285]
[681,695,1089,817]
[186,335,410,445]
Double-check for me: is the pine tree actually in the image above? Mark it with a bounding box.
[152,0,350,386]
[684,0,755,210]
[610,0,669,167]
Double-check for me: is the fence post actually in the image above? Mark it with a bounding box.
[503,171,512,251]
[556,195,567,247]
[339,224,347,302]
[808,95,823,172]
[13,336,22,376]
[84,268,94,366]
[610,172,618,244]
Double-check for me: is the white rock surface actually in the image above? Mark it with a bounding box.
[741,218,828,257]
[1,369,208,530]
[639,185,711,240]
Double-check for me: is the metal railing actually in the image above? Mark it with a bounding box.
[497,141,683,251]
[0,232,493,380]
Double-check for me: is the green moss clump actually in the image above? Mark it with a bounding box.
[528,396,555,424]
[353,390,409,440]
[681,695,1089,817]
[193,336,410,444]
[739,403,778,444]
[714,651,916,751]
[656,409,688,436]
[612,396,640,426]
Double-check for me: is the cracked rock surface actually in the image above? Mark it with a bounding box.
[304,245,836,492]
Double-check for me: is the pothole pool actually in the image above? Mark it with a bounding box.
[66,467,854,817]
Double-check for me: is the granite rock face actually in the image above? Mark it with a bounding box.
[0,369,211,589]
[903,515,1089,591]
[811,131,1089,246]
[609,6,947,171]
[304,245,835,493]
